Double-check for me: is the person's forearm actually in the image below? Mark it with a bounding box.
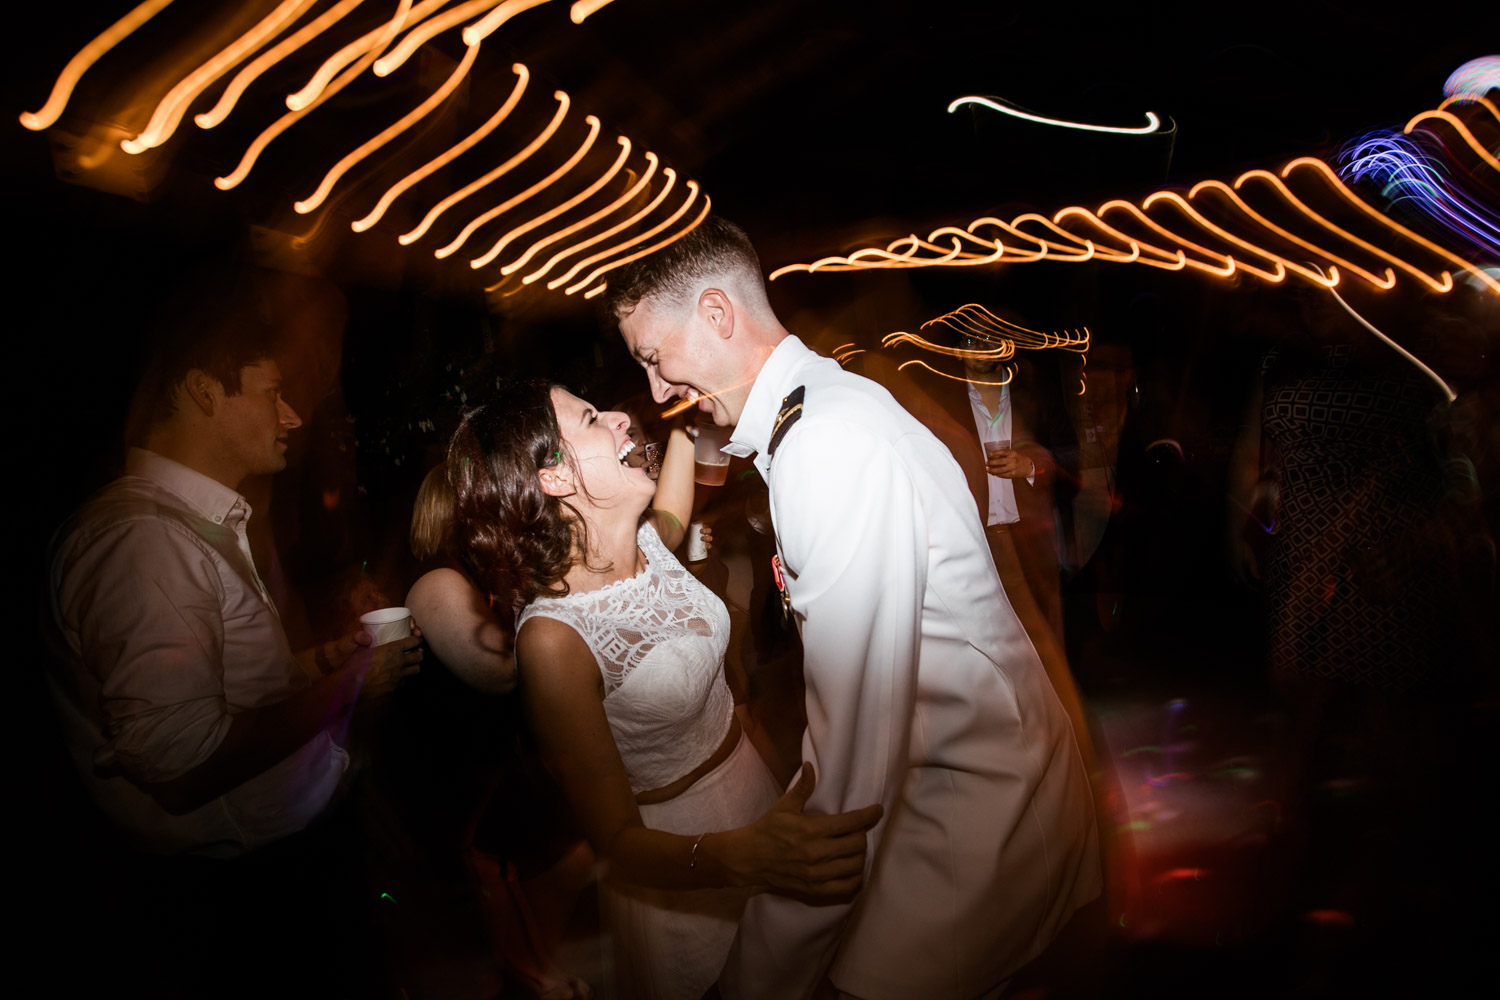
[650,427,696,540]
[597,824,747,892]
[145,668,359,814]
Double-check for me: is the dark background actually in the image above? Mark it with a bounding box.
[8,3,1496,992]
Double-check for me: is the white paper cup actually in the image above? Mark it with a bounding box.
[686,522,708,562]
[359,606,412,645]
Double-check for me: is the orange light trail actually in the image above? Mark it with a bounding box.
[437,113,601,260]
[19,0,175,131]
[374,0,494,76]
[351,62,529,232]
[570,0,620,22]
[122,0,313,154]
[897,359,1014,386]
[215,1,412,191]
[461,0,553,47]
[558,183,703,293]
[401,90,570,246]
[1404,108,1500,174]
[504,153,657,276]
[571,190,710,296]
[295,37,480,214]
[470,135,631,268]
[288,0,437,110]
[769,105,1500,296]
[519,164,677,286]
[195,0,364,130]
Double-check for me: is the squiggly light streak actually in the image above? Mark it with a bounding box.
[771,124,1499,295]
[295,36,479,213]
[122,0,312,153]
[215,0,413,190]
[1403,108,1500,174]
[1190,178,1397,287]
[570,0,619,22]
[1233,169,1452,292]
[519,163,674,286]
[288,0,440,109]
[1339,131,1500,258]
[437,113,600,259]
[561,188,708,294]
[474,136,632,270]
[924,304,1090,352]
[948,95,1165,135]
[400,90,569,245]
[374,0,490,76]
[1281,157,1493,293]
[353,62,528,232]
[882,330,1015,362]
[1315,266,1457,403]
[505,154,655,275]
[461,0,552,46]
[1443,56,1500,103]
[196,0,364,129]
[19,0,175,131]
[897,358,1014,386]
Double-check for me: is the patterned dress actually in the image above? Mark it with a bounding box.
[1261,343,1447,690]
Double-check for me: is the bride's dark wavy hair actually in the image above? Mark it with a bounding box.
[448,379,598,613]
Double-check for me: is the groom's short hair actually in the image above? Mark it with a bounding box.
[604,215,770,321]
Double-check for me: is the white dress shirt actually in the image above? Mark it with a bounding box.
[720,337,1099,1000]
[48,449,347,857]
[967,380,1031,526]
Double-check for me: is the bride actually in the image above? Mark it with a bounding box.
[448,380,880,1000]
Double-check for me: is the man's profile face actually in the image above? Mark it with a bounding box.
[214,359,302,482]
[619,296,744,427]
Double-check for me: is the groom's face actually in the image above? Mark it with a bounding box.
[619,293,742,427]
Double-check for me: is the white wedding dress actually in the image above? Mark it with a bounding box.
[518,522,781,1000]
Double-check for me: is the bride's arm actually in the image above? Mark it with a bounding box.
[647,426,695,551]
[517,616,880,894]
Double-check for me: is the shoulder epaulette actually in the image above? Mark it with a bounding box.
[768,385,805,457]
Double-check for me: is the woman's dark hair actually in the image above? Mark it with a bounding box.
[448,379,594,613]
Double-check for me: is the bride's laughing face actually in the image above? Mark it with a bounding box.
[546,387,656,509]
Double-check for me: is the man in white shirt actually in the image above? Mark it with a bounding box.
[609,217,1099,1000]
[47,293,422,991]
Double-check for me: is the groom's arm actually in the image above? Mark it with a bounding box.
[721,419,925,1000]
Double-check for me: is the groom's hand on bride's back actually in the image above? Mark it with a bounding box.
[721,762,882,903]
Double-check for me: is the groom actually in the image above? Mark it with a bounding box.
[608,216,1099,1000]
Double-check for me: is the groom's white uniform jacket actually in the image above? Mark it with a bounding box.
[720,336,1100,1000]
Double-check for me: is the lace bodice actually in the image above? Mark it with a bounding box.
[518,522,735,793]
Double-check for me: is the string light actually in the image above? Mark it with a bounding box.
[519,163,676,287]
[19,0,175,131]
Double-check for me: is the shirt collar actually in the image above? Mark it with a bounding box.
[724,335,813,460]
[126,448,249,526]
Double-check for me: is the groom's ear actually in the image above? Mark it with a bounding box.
[699,288,733,340]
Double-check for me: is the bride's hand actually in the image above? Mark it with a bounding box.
[711,764,882,900]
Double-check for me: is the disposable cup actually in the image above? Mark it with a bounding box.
[686,522,708,562]
[984,438,1012,459]
[359,606,412,646]
[694,419,731,486]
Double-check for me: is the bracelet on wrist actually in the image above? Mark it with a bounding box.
[689,832,707,869]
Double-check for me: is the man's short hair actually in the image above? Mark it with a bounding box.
[604,215,766,320]
[128,273,279,438]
